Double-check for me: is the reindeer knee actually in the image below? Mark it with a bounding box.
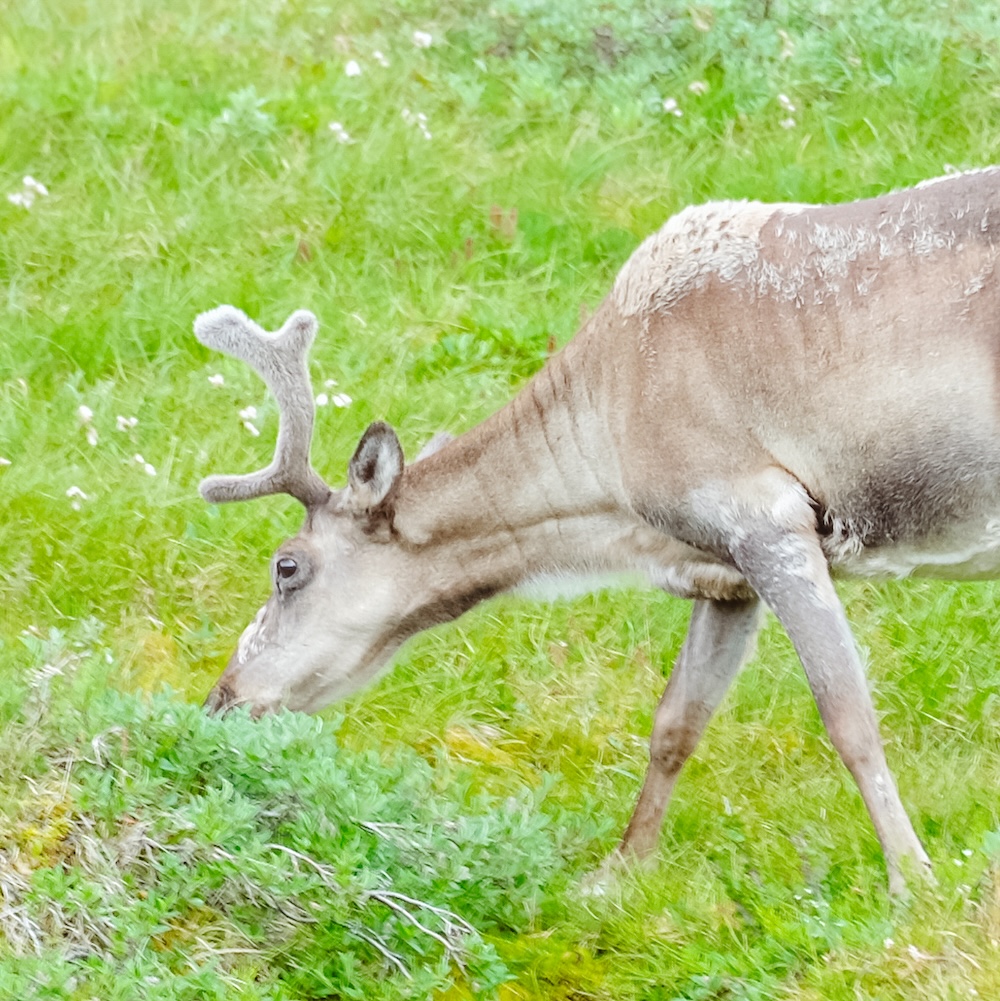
[649,721,703,776]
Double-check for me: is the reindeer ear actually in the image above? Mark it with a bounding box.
[345,422,404,514]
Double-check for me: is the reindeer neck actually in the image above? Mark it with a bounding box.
[393,348,626,586]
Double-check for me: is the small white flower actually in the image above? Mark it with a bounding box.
[324,378,338,388]
[315,393,329,406]
[412,30,433,48]
[208,373,225,387]
[401,107,432,139]
[662,97,683,117]
[328,121,354,144]
[778,93,796,112]
[780,117,796,129]
[238,405,257,421]
[78,405,94,424]
[373,49,390,67]
[962,848,973,857]
[243,420,260,437]
[0,457,11,466]
[66,486,87,500]
[7,176,49,209]
[133,453,146,465]
[688,80,708,95]
[116,415,138,432]
[345,60,362,77]
[332,393,352,408]
[143,462,156,477]
[86,426,99,447]
[778,29,795,61]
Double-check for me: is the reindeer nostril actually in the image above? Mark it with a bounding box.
[204,682,238,715]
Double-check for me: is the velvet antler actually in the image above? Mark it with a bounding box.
[195,306,332,508]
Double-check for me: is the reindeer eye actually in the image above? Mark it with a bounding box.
[276,557,298,580]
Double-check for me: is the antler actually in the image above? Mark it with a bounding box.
[194,305,332,508]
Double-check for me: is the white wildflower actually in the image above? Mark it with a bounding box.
[662,97,683,117]
[401,108,432,139]
[778,93,796,113]
[345,60,362,77]
[883,938,894,949]
[332,393,352,408]
[315,393,329,406]
[77,404,94,424]
[208,373,225,387]
[688,80,708,95]
[412,30,433,48]
[238,405,257,421]
[116,415,138,432]
[778,29,795,60]
[144,462,156,477]
[7,175,50,209]
[963,848,973,856]
[86,426,99,447]
[324,378,338,388]
[66,486,87,500]
[779,117,796,130]
[133,453,145,465]
[243,420,260,437]
[0,457,11,466]
[329,121,354,144]
[373,50,390,67]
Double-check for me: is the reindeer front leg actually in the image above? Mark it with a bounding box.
[620,596,762,858]
[723,475,933,895]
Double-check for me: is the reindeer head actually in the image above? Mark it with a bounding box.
[196,306,432,717]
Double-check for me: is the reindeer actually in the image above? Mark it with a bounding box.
[198,167,1000,894]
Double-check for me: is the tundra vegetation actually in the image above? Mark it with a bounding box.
[2,0,1000,998]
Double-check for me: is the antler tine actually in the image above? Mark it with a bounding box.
[194,305,332,508]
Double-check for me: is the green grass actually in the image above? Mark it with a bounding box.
[3,0,1000,996]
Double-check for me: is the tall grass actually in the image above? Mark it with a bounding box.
[2,0,1000,997]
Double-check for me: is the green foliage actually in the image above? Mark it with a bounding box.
[1,632,574,998]
[3,0,1000,997]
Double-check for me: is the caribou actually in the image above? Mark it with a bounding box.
[198,167,1000,894]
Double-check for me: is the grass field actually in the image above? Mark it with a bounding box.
[3,0,1000,997]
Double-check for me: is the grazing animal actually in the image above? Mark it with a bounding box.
[200,168,1000,894]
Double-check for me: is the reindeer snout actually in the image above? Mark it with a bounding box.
[203,681,240,716]
[203,680,281,719]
